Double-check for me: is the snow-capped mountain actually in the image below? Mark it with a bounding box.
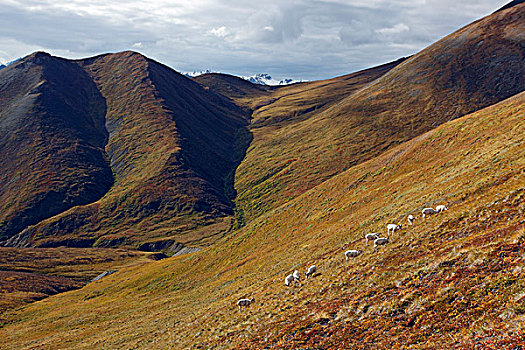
[241,73,303,86]
[183,69,303,86]
[184,69,213,77]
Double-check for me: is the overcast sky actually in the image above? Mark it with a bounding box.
[0,0,510,80]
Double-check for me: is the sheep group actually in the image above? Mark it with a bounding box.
[237,203,449,311]
[284,265,317,287]
[422,205,447,218]
[344,204,449,257]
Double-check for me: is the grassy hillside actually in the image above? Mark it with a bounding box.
[0,247,149,314]
[1,88,522,349]
[0,52,112,242]
[228,4,525,225]
[1,51,249,249]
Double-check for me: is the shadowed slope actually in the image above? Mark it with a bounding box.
[1,90,522,350]
[232,4,525,224]
[0,52,112,242]
[495,0,525,13]
[2,51,249,248]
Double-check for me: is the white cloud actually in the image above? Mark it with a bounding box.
[0,0,511,80]
[376,23,410,35]
[208,26,229,38]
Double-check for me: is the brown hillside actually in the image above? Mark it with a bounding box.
[1,88,522,349]
[0,247,148,313]
[231,4,525,224]
[0,52,112,242]
[1,51,249,249]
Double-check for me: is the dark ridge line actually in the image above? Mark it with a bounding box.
[494,0,524,13]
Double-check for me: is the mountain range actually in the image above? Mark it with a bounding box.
[0,2,524,349]
[185,69,303,86]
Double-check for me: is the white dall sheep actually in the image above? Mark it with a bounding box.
[305,265,317,279]
[237,298,255,312]
[436,205,448,212]
[285,274,295,286]
[407,215,415,225]
[292,270,301,283]
[422,207,437,219]
[387,224,402,236]
[374,237,389,248]
[365,233,381,246]
[344,249,363,261]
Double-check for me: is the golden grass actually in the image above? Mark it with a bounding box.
[1,90,523,349]
[0,247,150,313]
[231,4,524,226]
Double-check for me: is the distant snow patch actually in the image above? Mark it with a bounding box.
[183,69,305,86]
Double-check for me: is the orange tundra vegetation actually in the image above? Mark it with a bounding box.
[1,76,524,350]
[0,2,524,349]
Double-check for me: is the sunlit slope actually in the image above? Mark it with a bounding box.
[0,52,112,243]
[232,3,525,224]
[2,90,523,349]
[194,58,405,124]
[249,58,406,126]
[0,247,149,313]
[3,51,248,249]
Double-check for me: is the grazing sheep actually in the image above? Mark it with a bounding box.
[344,249,363,261]
[436,205,448,212]
[285,274,294,286]
[365,233,381,246]
[237,298,255,312]
[407,215,415,225]
[422,207,437,218]
[374,237,389,248]
[292,270,301,283]
[387,224,402,236]
[305,265,317,279]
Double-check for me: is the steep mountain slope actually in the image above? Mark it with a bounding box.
[1,51,249,249]
[229,3,525,224]
[1,89,522,349]
[0,52,113,242]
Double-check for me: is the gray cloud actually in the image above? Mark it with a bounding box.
[0,0,510,80]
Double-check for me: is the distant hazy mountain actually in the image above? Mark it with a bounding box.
[242,73,304,86]
[184,70,302,86]
[184,69,213,77]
